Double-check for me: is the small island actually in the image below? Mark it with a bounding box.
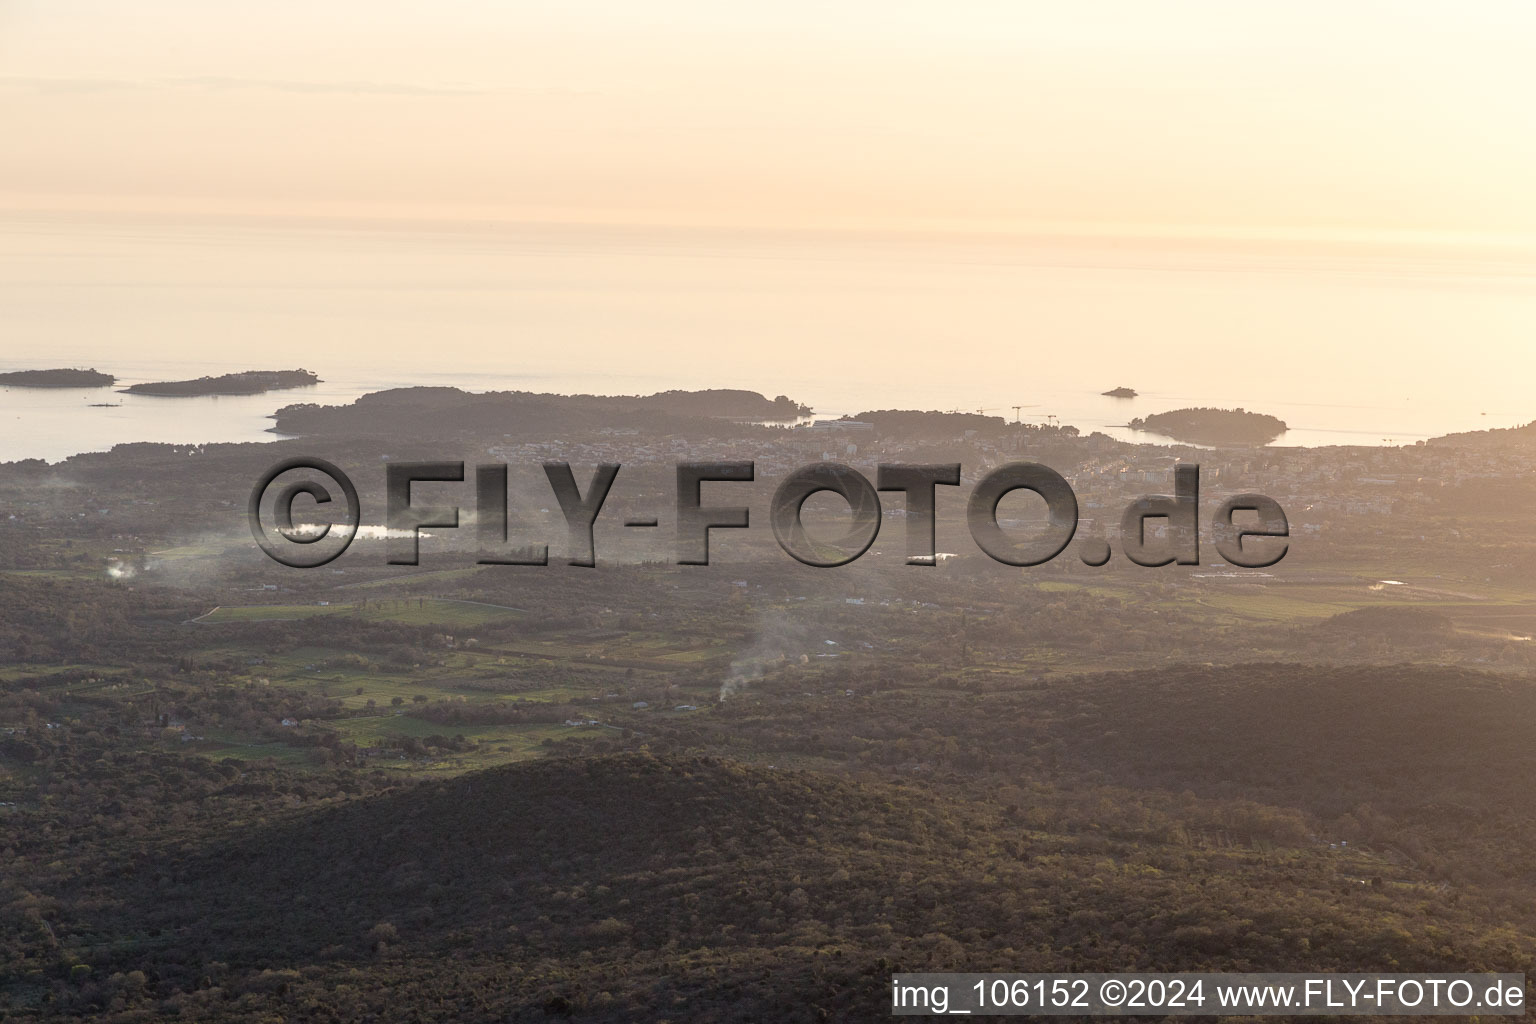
[1102,386,1137,398]
[123,368,321,397]
[1129,407,1287,446]
[0,368,116,388]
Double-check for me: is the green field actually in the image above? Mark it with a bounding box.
[197,604,340,623]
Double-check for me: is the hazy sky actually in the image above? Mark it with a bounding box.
[3,1,1535,238]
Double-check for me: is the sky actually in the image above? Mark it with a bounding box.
[2,1,1536,239]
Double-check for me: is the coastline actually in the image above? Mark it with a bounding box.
[0,362,1519,463]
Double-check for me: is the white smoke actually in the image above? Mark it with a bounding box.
[719,610,811,701]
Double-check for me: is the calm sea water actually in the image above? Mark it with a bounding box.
[3,213,1536,463]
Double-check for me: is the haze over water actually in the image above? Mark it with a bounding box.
[4,213,1536,464]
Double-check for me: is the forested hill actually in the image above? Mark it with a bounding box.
[1429,417,1536,449]
[14,746,1531,1021]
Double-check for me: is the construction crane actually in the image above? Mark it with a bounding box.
[1011,404,1042,422]
[950,405,1039,420]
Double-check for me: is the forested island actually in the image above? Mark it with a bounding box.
[1102,386,1137,398]
[122,368,320,397]
[0,368,115,388]
[273,387,809,438]
[1129,406,1287,445]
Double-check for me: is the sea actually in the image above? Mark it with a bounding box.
[3,212,1536,464]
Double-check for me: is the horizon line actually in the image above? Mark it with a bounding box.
[5,192,1536,254]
